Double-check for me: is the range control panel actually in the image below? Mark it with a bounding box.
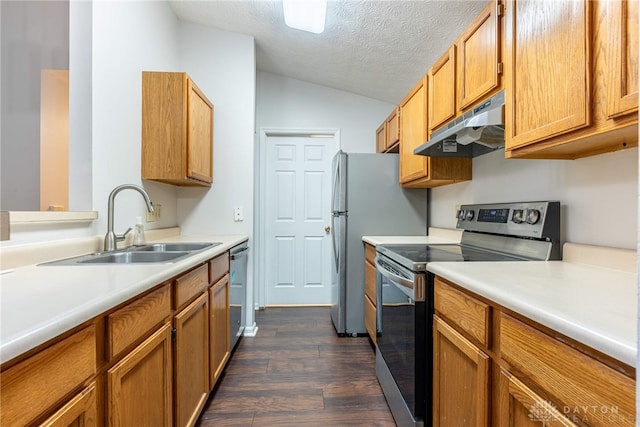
[456,201,560,240]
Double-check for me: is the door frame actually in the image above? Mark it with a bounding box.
[255,128,340,309]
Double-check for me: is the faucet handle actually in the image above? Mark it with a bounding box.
[116,227,132,242]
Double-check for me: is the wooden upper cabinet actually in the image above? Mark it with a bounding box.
[399,76,471,188]
[399,76,429,184]
[505,0,591,150]
[457,0,502,112]
[385,107,400,150]
[376,122,386,153]
[606,0,638,119]
[142,72,214,186]
[375,108,400,153]
[504,0,638,159]
[428,46,457,133]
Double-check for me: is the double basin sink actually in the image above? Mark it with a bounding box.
[42,242,221,266]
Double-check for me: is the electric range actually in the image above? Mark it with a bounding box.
[374,201,561,427]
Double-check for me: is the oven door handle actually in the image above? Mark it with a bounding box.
[376,257,425,302]
[375,258,415,290]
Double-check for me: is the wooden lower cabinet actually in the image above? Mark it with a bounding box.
[434,276,636,427]
[209,273,230,389]
[38,383,98,427]
[107,322,173,427]
[500,313,635,427]
[363,243,377,344]
[499,370,576,427]
[0,325,96,427]
[433,316,489,426]
[1,252,234,427]
[175,292,210,427]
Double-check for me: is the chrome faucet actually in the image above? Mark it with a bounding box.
[104,184,154,251]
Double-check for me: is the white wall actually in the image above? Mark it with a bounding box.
[430,147,639,249]
[256,71,394,153]
[92,0,180,236]
[174,21,256,329]
[176,22,255,239]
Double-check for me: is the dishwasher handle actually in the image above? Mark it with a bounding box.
[230,246,249,260]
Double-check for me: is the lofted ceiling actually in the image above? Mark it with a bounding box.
[168,0,487,105]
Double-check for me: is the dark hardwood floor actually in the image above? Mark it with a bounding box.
[196,306,396,426]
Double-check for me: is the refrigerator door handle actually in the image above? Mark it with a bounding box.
[331,213,338,270]
[331,156,341,212]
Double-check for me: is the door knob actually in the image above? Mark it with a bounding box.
[324,226,331,233]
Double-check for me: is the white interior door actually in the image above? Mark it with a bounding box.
[265,134,336,305]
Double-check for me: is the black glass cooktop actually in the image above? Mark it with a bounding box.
[377,244,525,271]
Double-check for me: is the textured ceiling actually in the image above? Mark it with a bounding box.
[168,0,487,104]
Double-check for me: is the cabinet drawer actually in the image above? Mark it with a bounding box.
[434,277,490,346]
[209,252,229,284]
[107,284,171,359]
[175,264,209,309]
[364,295,376,344]
[364,243,376,264]
[1,325,96,426]
[500,313,635,427]
[364,260,377,302]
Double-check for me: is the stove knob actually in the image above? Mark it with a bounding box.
[512,209,525,224]
[456,209,465,220]
[465,210,475,221]
[526,209,541,224]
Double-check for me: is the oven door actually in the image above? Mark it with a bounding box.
[375,255,428,426]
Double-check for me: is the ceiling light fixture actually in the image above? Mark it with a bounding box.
[282,0,327,34]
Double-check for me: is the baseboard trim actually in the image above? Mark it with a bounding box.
[243,323,259,337]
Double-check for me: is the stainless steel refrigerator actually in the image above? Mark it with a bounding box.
[330,150,428,335]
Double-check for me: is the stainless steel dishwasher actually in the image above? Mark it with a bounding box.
[229,241,249,351]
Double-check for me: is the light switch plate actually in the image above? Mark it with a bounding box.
[234,207,243,222]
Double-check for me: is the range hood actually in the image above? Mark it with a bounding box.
[414,90,505,158]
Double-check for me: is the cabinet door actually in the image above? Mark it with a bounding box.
[108,322,172,427]
[458,0,501,111]
[433,316,489,427]
[38,383,97,427]
[498,369,576,427]
[385,108,400,150]
[505,0,591,149]
[209,274,230,389]
[175,292,210,427]
[429,46,457,132]
[187,78,214,184]
[376,122,386,153]
[606,0,638,118]
[399,76,428,184]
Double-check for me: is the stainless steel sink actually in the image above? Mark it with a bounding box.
[133,242,220,252]
[78,251,189,264]
[40,241,222,266]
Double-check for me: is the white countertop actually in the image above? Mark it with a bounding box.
[0,234,248,364]
[428,261,637,367]
[364,234,637,367]
[363,228,462,246]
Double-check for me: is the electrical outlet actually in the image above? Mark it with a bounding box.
[146,204,162,222]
